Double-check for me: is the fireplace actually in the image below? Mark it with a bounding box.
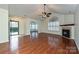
[61,26,75,39]
[62,29,70,38]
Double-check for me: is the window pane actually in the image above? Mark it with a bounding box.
[48,20,59,31]
[56,27,59,31]
[55,22,59,26]
[30,22,38,31]
[52,22,55,26]
[52,27,55,31]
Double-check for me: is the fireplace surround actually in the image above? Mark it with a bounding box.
[61,26,75,39]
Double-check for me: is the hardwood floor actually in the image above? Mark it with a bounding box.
[0,33,78,54]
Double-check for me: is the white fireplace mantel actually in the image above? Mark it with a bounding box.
[60,26,75,39]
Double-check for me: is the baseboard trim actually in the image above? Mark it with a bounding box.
[0,40,9,43]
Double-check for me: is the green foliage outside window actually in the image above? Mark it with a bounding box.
[10,27,19,32]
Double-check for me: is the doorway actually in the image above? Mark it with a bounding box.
[9,20,19,36]
[9,20,19,51]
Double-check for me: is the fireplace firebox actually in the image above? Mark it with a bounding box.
[62,29,70,38]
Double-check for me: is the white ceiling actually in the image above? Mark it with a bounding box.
[47,4,77,14]
[0,4,8,10]
[8,4,78,18]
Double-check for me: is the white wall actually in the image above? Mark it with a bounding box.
[64,14,74,24]
[0,8,8,43]
[74,5,79,50]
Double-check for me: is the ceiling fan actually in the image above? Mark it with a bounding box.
[41,4,52,18]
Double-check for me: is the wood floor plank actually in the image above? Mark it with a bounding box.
[0,33,78,54]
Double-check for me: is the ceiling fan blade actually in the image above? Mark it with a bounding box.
[46,13,52,17]
[48,13,52,15]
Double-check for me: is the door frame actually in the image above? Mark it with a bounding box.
[9,20,19,36]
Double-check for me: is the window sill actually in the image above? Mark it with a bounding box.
[48,30,60,32]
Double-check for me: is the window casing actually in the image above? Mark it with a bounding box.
[48,20,59,31]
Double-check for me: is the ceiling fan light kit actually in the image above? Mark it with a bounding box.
[42,4,52,18]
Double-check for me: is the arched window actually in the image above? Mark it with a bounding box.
[48,17,59,31]
[30,21,38,31]
[30,21,38,38]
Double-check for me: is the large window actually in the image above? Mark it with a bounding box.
[48,20,59,31]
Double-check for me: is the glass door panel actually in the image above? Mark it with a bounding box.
[10,20,19,36]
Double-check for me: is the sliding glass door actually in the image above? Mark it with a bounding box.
[9,20,19,36]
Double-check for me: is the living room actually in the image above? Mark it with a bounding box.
[0,4,79,54]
